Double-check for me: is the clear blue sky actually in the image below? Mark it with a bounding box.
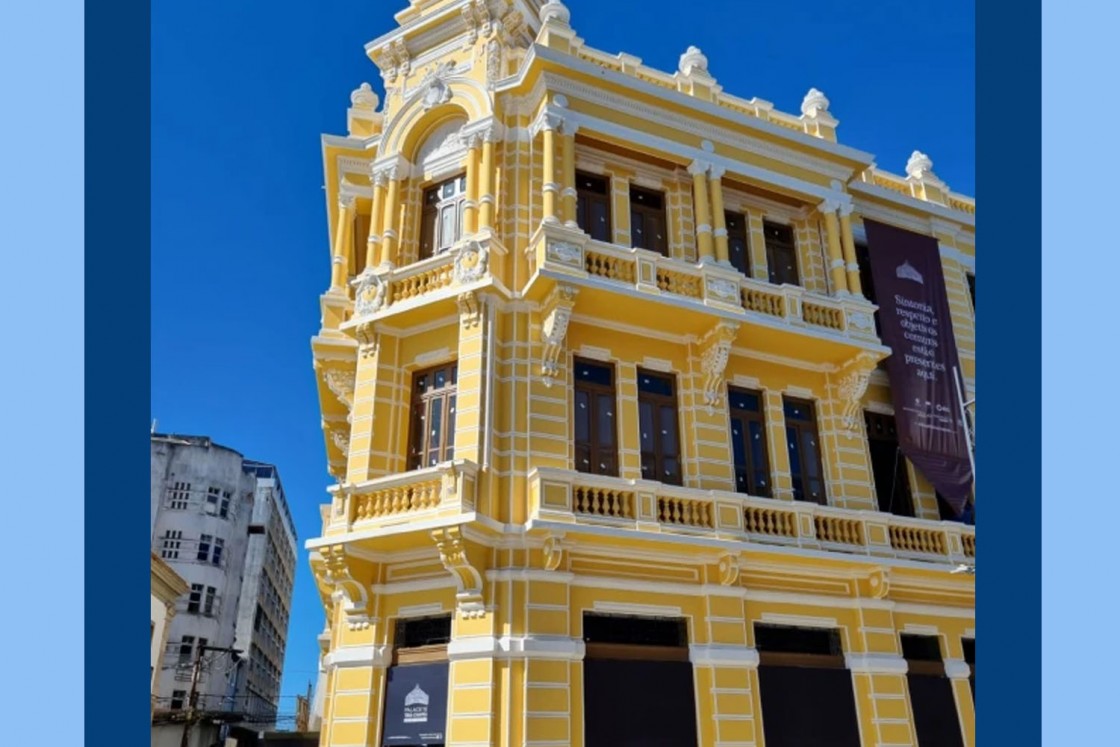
[152,0,974,717]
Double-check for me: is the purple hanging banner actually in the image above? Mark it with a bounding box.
[863,219,973,514]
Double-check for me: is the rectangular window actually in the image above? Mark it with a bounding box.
[187,584,202,614]
[783,397,826,504]
[419,175,467,260]
[583,614,697,747]
[197,533,212,562]
[170,690,186,710]
[205,487,220,515]
[725,210,751,276]
[178,636,195,664]
[755,624,860,747]
[220,490,231,519]
[763,220,799,286]
[902,635,966,747]
[168,481,191,510]
[573,359,618,476]
[637,369,681,485]
[203,586,217,616]
[629,185,668,256]
[212,537,224,567]
[966,272,975,312]
[576,172,612,243]
[160,530,182,559]
[864,412,914,517]
[962,638,975,702]
[729,387,771,496]
[408,363,458,470]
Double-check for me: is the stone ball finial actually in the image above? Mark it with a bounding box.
[678,45,709,76]
[801,87,830,117]
[539,0,571,25]
[350,82,379,111]
[905,150,934,180]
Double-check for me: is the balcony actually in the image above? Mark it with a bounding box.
[528,467,975,566]
[321,460,479,538]
[342,233,508,330]
[525,223,884,367]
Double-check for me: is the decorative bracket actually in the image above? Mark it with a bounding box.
[356,322,380,359]
[457,291,482,329]
[453,240,489,284]
[857,567,890,600]
[322,367,355,410]
[355,271,389,317]
[432,526,485,619]
[319,545,373,630]
[540,284,578,386]
[718,552,742,586]
[700,322,738,407]
[836,352,880,432]
[543,535,564,571]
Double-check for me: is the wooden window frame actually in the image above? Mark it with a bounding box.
[728,387,772,497]
[407,362,458,471]
[783,396,827,504]
[419,173,468,261]
[573,358,618,477]
[763,220,799,287]
[725,209,751,276]
[864,411,915,517]
[637,369,682,486]
[629,185,669,256]
[576,171,612,243]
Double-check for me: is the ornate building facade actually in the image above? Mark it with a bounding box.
[308,2,976,746]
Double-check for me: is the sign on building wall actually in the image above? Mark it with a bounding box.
[863,219,973,514]
[382,662,449,746]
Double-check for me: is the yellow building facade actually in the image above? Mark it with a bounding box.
[308,2,976,746]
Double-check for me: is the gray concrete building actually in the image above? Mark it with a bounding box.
[150,434,297,737]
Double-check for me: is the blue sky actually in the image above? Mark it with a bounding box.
[151,0,974,717]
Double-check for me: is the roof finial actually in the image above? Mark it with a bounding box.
[905,150,935,180]
[678,46,709,77]
[350,82,379,111]
[539,0,571,26]
[801,87,830,118]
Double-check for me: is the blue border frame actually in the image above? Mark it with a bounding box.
[978,0,1040,744]
[86,0,151,743]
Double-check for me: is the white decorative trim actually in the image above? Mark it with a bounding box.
[324,644,392,670]
[690,644,759,668]
[845,653,908,675]
[447,635,585,661]
[592,601,682,617]
[943,658,971,679]
[759,612,838,629]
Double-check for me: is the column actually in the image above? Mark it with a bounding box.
[819,200,849,295]
[365,171,386,270]
[839,203,863,297]
[764,390,794,500]
[747,212,769,281]
[464,134,481,235]
[709,167,729,264]
[541,118,560,225]
[330,193,356,291]
[380,168,402,267]
[478,132,496,231]
[609,169,633,246]
[561,122,578,226]
[848,608,918,747]
[690,161,714,262]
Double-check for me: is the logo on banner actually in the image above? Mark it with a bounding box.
[895,261,924,285]
[403,684,430,724]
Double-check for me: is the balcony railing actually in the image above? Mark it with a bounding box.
[529,467,976,565]
[325,460,479,534]
[530,227,880,345]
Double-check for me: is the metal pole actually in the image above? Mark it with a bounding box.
[179,645,205,747]
[952,365,976,500]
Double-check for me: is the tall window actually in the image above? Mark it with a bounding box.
[168,481,191,510]
[196,534,212,562]
[725,210,750,276]
[408,363,458,470]
[864,412,914,517]
[902,635,966,747]
[763,220,799,286]
[966,272,976,312]
[573,359,618,476]
[576,172,612,242]
[754,624,860,747]
[728,387,771,496]
[170,690,186,710]
[203,586,217,616]
[962,638,975,701]
[178,636,196,665]
[419,174,467,260]
[638,369,681,485]
[187,584,203,613]
[783,397,825,504]
[212,537,224,567]
[161,530,182,559]
[630,185,668,256]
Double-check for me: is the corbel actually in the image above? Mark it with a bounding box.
[540,284,578,385]
[700,321,738,407]
[318,545,374,630]
[836,351,880,432]
[431,526,486,619]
